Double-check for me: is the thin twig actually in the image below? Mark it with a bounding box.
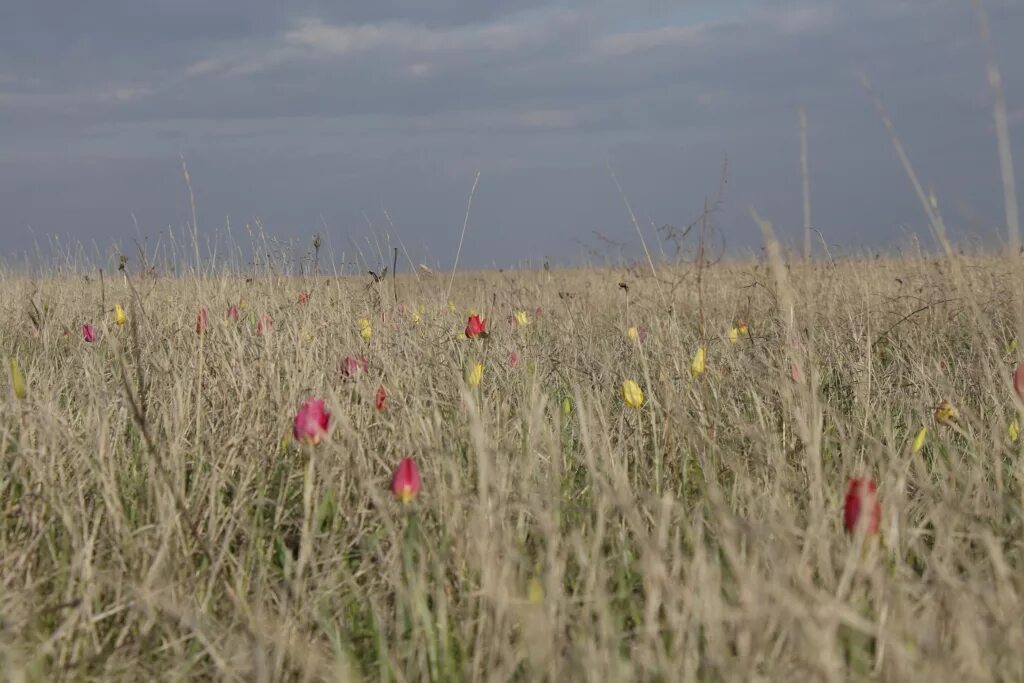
[446,171,481,304]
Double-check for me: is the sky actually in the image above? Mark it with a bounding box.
[1,0,1022,272]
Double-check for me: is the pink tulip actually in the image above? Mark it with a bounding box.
[342,355,369,379]
[509,351,519,367]
[375,385,387,411]
[1014,362,1024,404]
[293,397,331,445]
[196,308,209,335]
[391,457,421,503]
[227,305,240,321]
[257,314,273,335]
[298,290,309,305]
[82,324,96,342]
[790,361,804,384]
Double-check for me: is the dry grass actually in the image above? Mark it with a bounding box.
[3,254,1024,681]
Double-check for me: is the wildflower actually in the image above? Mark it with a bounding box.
[727,327,739,343]
[1011,419,1019,443]
[82,324,97,342]
[1014,362,1024,404]
[257,314,273,336]
[113,303,127,325]
[227,305,240,321]
[514,310,530,326]
[627,326,639,342]
[737,319,748,336]
[375,385,387,411]
[342,355,369,379]
[196,308,209,335]
[391,457,422,503]
[465,314,488,339]
[934,400,957,426]
[8,357,26,400]
[412,311,422,324]
[843,477,881,535]
[299,290,309,305]
[466,362,484,387]
[690,347,706,376]
[527,577,545,604]
[789,361,804,384]
[912,426,927,454]
[561,396,572,416]
[358,318,372,342]
[293,397,331,445]
[621,380,644,409]
[509,351,519,367]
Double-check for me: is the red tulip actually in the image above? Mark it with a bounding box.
[342,355,369,379]
[375,385,387,411]
[227,305,240,321]
[509,351,519,367]
[391,457,421,503]
[298,290,309,305]
[293,397,331,445]
[465,314,488,339]
[257,314,273,335]
[1013,362,1024,404]
[196,308,209,335]
[82,324,96,342]
[843,477,881,535]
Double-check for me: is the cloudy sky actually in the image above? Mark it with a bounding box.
[1,1,1022,271]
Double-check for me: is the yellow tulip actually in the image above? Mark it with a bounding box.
[466,362,484,387]
[1012,339,1019,352]
[113,303,126,325]
[527,576,544,605]
[412,312,421,324]
[358,318,372,341]
[621,380,644,409]
[9,357,26,400]
[627,326,639,342]
[515,310,530,326]
[727,327,739,343]
[912,426,927,454]
[690,347,706,376]
[1010,419,1019,443]
[934,400,957,426]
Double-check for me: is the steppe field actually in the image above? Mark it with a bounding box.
[4,248,1024,681]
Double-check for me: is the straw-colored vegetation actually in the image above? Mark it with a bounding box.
[3,252,1024,681]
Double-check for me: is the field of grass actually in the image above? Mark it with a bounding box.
[3,250,1024,681]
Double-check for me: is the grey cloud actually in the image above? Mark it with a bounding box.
[1,1,1022,268]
